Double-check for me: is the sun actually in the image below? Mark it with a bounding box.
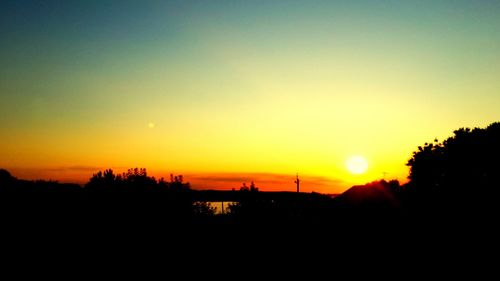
[346,156,369,175]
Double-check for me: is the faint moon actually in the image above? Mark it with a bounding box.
[346,156,369,175]
[148,122,155,128]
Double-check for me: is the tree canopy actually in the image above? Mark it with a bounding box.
[85,168,190,191]
[407,122,500,200]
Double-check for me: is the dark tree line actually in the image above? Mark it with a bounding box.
[1,122,499,226]
[86,168,190,191]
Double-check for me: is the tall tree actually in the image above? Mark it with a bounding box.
[407,122,500,199]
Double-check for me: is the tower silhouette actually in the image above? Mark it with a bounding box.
[294,173,300,193]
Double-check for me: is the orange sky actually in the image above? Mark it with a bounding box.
[2,1,500,193]
[6,167,371,194]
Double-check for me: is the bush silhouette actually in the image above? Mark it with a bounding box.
[0,169,15,186]
[406,122,500,214]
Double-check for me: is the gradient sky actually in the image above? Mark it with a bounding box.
[1,0,500,193]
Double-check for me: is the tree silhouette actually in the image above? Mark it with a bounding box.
[166,173,190,190]
[86,169,119,190]
[406,122,500,213]
[0,169,15,186]
[121,168,157,190]
[86,168,190,191]
[193,201,216,216]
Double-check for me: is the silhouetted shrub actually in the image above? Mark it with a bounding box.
[406,122,500,214]
[0,169,15,186]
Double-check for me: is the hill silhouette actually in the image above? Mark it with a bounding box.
[333,180,401,211]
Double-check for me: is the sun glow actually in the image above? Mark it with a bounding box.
[346,156,369,175]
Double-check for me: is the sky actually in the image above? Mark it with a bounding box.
[1,0,500,193]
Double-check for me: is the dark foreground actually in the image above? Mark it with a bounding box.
[1,177,497,241]
[1,179,498,275]
[3,123,500,271]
